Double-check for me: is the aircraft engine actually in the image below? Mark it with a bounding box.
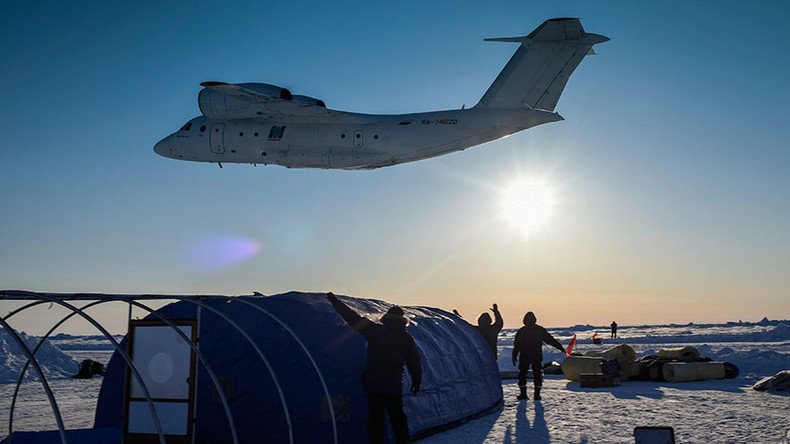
[292,95,326,108]
[235,83,293,100]
[198,82,293,119]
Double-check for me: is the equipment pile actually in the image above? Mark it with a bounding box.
[561,345,739,385]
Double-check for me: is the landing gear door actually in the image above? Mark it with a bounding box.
[210,123,225,154]
[124,320,196,443]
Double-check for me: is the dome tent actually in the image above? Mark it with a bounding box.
[94,292,503,443]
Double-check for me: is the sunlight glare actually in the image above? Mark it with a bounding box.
[501,177,555,236]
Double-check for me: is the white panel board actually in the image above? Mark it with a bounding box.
[130,325,192,399]
[128,401,189,435]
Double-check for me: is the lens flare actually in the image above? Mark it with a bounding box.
[501,177,555,235]
[183,235,261,270]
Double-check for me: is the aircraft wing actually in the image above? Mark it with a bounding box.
[198,81,338,119]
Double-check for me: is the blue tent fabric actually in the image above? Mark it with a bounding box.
[95,292,502,443]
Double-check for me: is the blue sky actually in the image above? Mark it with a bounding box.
[1,1,788,333]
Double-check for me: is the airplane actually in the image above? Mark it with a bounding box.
[153,18,609,170]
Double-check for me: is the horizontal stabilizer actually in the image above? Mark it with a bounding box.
[486,17,609,45]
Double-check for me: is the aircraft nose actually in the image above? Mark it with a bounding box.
[153,138,171,157]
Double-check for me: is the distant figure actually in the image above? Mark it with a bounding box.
[512,311,565,401]
[326,293,422,444]
[610,321,618,339]
[476,303,504,357]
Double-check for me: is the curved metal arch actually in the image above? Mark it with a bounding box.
[221,295,338,444]
[152,296,295,444]
[2,299,50,321]
[0,316,68,444]
[6,291,167,444]
[6,299,106,438]
[112,298,239,444]
[5,299,240,444]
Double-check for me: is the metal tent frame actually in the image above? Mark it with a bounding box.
[0,290,338,444]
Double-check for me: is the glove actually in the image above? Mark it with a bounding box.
[492,303,498,311]
[410,383,420,395]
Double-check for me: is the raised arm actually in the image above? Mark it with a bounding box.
[326,293,375,336]
[492,304,503,332]
[542,327,566,353]
[406,335,422,394]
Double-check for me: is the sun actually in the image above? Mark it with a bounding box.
[500,177,556,235]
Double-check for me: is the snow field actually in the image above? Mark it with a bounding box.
[420,377,790,443]
[0,322,787,442]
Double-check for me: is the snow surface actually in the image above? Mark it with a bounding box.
[419,377,790,443]
[0,321,788,442]
[0,329,78,384]
[424,321,790,443]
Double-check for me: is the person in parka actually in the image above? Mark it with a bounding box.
[326,292,422,444]
[476,303,504,357]
[512,311,565,400]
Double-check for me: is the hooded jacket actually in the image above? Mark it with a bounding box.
[476,308,503,357]
[328,294,422,396]
[512,312,564,365]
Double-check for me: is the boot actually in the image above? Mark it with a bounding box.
[517,385,528,400]
[533,387,542,400]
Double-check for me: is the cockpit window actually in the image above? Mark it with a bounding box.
[180,122,192,131]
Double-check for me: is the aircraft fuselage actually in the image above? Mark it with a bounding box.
[154,107,562,170]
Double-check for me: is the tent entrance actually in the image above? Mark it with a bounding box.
[123,320,197,443]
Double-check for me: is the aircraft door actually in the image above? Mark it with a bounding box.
[210,123,225,154]
[353,130,363,148]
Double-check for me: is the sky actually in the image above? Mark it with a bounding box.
[1,1,789,334]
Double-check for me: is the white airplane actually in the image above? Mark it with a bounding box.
[154,18,608,170]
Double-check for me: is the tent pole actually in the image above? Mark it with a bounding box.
[191,303,202,444]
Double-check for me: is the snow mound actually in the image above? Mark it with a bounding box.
[0,329,78,384]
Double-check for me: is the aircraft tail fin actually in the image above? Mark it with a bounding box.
[475,18,609,111]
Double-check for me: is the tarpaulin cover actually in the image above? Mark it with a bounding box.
[94,292,502,443]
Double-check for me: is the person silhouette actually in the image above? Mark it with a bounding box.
[512,311,565,400]
[476,303,504,357]
[326,293,421,444]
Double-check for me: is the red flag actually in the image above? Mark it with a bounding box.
[567,334,577,356]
